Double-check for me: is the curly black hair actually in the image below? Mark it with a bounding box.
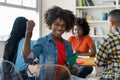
[44,6,76,32]
[73,18,90,35]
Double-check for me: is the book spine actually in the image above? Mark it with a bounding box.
[86,0,94,6]
[78,0,82,6]
[82,0,87,6]
[85,0,90,6]
[76,0,79,6]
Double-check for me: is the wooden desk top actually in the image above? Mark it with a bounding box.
[76,56,96,66]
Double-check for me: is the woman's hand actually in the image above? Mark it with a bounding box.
[26,20,35,38]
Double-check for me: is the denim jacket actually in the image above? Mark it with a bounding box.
[24,33,73,64]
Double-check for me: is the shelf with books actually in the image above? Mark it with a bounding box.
[76,0,116,7]
[76,9,115,22]
[75,0,118,42]
[76,0,94,7]
[76,7,115,21]
[75,0,119,52]
[76,0,117,20]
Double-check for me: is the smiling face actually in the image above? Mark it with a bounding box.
[74,25,84,38]
[51,18,66,41]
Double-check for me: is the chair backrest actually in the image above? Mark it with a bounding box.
[36,64,72,80]
[0,60,22,80]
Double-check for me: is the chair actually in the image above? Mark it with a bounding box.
[35,64,73,80]
[0,60,22,80]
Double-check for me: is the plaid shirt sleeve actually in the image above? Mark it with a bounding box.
[94,38,109,66]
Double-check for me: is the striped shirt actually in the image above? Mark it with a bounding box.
[94,27,120,80]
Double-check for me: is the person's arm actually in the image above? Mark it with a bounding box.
[79,45,96,56]
[89,45,96,56]
[76,36,96,56]
[23,20,35,58]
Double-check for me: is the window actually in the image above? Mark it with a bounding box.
[0,0,39,40]
[7,0,22,5]
[0,0,37,9]
[0,0,4,2]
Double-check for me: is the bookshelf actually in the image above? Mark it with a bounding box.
[75,0,119,41]
[75,0,120,52]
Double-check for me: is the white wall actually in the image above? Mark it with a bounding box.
[41,0,76,39]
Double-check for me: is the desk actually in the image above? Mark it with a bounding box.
[76,57,96,66]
